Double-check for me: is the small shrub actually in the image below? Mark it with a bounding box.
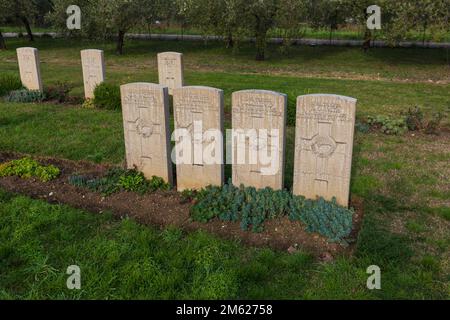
[404,106,424,131]
[82,98,95,109]
[289,197,354,243]
[0,157,60,182]
[93,83,121,110]
[5,89,46,103]
[181,189,197,202]
[367,115,407,135]
[355,120,370,133]
[424,112,445,135]
[69,168,170,196]
[190,181,354,242]
[148,175,171,191]
[402,106,446,135]
[44,81,73,103]
[0,73,23,96]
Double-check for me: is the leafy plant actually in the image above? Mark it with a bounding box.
[190,181,354,242]
[367,115,407,135]
[82,98,95,109]
[0,157,60,182]
[0,73,23,97]
[181,189,197,202]
[355,120,370,133]
[397,106,445,135]
[68,168,169,196]
[424,112,445,135]
[5,89,46,103]
[44,81,73,103]
[404,106,424,131]
[93,83,121,110]
[289,197,354,243]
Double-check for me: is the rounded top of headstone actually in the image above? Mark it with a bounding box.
[158,52,183,57]
[233,89,287,98]
[17,47,38,52]
[81,49,104,53]
[173,86,223,94]
[297,94,357,104]
[120,82,168,91]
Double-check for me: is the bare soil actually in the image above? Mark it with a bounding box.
[0,151,364,258]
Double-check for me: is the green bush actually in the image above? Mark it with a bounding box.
[0,73,23,97]
[44,81,73,103]
[69,168,170,196]
[289,197,354,243]
[190,181,354,242]
[5,89,46,103]
[367,115,407,135]
[0,157,60,182]
[93,83,121,110]
[425,112,445,135]
[82,98,95,109]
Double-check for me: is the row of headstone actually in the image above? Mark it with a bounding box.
[15,47,355,206]
[121,83,356,207]
[16,48,184,98]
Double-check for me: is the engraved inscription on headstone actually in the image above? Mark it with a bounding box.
[16,47,43,91]
[173,86,224,191]
[231,90,287,190]
[157,52,184,94]
[81,49,105,99]
[293,94,356,207]
[120,83,173,185]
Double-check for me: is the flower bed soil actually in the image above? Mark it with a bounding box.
[0,151,364,259]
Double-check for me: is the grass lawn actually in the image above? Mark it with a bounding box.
[0,38,449,299]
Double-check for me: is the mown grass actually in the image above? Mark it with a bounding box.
[0,38,449,299]
[0,189,447,299]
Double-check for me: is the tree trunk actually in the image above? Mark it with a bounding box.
[116,30,125,55]
[0,31,6,50]
[20,16,34,42]
[226,32,234,49]
[255,34,266,61]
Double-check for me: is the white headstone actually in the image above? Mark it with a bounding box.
[16,47,42,91]
[120,82,173,185]
[173,86,224,191]
[293,94,356,207]
[231,90,287,190]
[157,52,184,94]
[81,49,105,99]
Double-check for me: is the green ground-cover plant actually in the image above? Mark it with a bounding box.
[0,73,23,97]
[4,89,46,103]
[93,83,121,110]
[69,167,170,196]
[190,182,354,243]
[0,157,60,182]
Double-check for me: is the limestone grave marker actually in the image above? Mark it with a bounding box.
[16,47,43,91]
[293,94,356,207]
[81,49,105,99]
[120,82,173,185]
[173,86,224,191]
[157,52,184,94]
[231,90,287,190]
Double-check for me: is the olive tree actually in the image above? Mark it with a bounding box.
[275,0,309,54]
[0,0,39,42]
